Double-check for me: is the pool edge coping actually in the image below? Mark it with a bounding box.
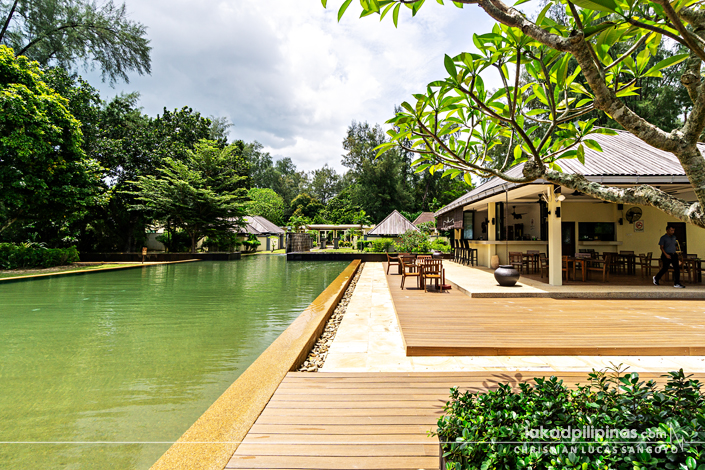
[149,259,362,470]
[0,259,201,283]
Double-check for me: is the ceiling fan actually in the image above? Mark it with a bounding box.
[511,206,528,219]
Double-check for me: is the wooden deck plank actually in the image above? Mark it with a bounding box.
[226,455,439,469]
[229,372,705,469]
[234,443,438,456]
[385,268,705,356]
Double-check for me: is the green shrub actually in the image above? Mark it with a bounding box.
[241,234,261,253]
[370,238,395,253]
[0,243,80,269]
[339,241,352,248]
[357,240,372,251]
[156,230,191,252]
[203,232,242,252]
[395,229,430,253]
[431,238,451,253]
[437,367,705,470]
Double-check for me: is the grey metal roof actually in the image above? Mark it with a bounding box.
[436,129,700,217]
[240,216,285,235]
[412,212,436,226]
[368,210,419,236]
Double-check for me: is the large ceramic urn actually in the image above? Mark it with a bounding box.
[494,265,520,287]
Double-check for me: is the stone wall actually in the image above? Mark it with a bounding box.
[286,233,312,253]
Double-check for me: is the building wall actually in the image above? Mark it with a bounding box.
[562,202,705,257]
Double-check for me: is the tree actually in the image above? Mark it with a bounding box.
[0,46,100,236]
[320,185,371,224]
[127,140,248,253]
[0,0,151,84]
[332,0,705,228]
[245,141,280,189]
[342,121,414,222]
[290,193,325,219]
[309,164,343,204]
[246,188,285,225]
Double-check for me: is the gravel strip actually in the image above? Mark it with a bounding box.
[297,262,365,372]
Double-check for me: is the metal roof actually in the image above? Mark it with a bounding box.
[240,216,285,235]
[436,129,700,217]
[412,212,436,226]
[367,210,419,236]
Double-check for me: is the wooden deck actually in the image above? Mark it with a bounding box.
[385,268,705,356]
[227,371,702,469]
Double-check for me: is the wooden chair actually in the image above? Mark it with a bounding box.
[562,255,571,280]
[400,256,421,289]
[587,252,615,282]
[386,252,401,275]
[509,252,525,273]
[539,253,549,278]
[420,259,445,292]
[417,255,432,260]
[637,252,654,278]
[526,250,540,273]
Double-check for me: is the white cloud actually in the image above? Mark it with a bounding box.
[90,0,498,172]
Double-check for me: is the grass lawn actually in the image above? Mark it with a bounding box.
[0,263,142,279]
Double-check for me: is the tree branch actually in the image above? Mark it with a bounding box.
[0,0,19,43]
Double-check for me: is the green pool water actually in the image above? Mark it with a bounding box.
[0,256,347,469]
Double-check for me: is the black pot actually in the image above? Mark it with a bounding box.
[494,265,520,286]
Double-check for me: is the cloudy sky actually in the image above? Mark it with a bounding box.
[89,0,498,172]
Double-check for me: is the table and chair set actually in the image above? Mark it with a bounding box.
[506,249,704,283]
[386,253,447,292]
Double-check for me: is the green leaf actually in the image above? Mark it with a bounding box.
[392,3,400,27]
[536,2,552,24]
[644,53,689,76]
[444,54,457,78]
[338,0,353,21]
[380,2,395,20]
[593,127,618,135]
[577,144,585,164]
[321,0,328,7]
[514,0,532,5]
[583,139,602,152]
[558,149,578,159]
[514,144,522,161]
[571,0,618,12]
[463,173,472,186]
[583,21,616,39]
[412,0,425,16]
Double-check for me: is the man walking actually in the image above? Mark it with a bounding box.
[653,224,685,288]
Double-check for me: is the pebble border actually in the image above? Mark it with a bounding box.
[297,262,365,372]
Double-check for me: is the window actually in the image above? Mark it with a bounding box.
[463,211,473,239]
[578,222,615,241]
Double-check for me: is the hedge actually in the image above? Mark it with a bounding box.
[437,368,705,469]
[0,243,80,270]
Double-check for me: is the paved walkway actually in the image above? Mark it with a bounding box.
[322,262,705,372]
[443,261,705,298]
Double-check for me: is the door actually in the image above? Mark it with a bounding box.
[671,222,687,254]
[562,222,576,257]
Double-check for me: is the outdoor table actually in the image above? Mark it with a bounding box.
[567,257,588,282]
[522,253,540,274]
[616,253,637,275]
[682,258,703,283]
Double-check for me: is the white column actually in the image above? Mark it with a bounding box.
[547,187,563,286]
[487,203,497,268]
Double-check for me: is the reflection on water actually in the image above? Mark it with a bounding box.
[0,256,347,469]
